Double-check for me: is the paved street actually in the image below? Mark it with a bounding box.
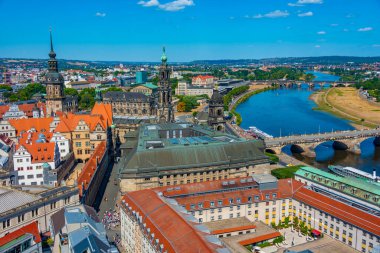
[97,160,121,244]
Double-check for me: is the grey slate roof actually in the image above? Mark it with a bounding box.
[103,91,149,102]
[0,187,40,213]
[119,123,269,178]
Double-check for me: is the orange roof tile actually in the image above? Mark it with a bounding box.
[238,232,281,245]
[18,131,53,146]
[17,142,56,163]
[293,186,380,237]
[192,75,215,80]
[56,113,106,133]
[0,105,10,119]
[9,117,53,135]
[91,102,113,126]
[0,221,41,247]
[18,102,46,118]
[122,190,222,253]
[77,141,106,196]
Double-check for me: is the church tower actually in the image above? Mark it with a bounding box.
[157,47,174,123]
[208,89,226,131]
[45,30,65,116]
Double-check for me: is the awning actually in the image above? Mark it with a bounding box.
[312,229,321,236]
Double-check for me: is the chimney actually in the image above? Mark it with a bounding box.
[373,168,377,180]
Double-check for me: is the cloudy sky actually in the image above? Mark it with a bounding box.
[0,0,379,61]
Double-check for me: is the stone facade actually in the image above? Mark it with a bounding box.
[103,91,154,117]
[208,89,226,132]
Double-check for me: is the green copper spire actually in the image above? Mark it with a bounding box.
[161,46,167,63]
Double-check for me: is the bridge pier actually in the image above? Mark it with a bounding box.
[345,139,363,155]
[299,144,317,158]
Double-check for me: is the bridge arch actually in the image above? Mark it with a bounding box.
[289,144,305,154]
[374,137,380,146]
[332,140,349,151]
[265,148,277,154]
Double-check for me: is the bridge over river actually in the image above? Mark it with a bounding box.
[264,129,380,157]
[251,80,356,88]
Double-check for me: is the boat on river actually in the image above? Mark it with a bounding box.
[328,165,379,182]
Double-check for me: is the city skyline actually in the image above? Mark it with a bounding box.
[1,0,380,61]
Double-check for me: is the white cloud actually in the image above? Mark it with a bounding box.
[358,27,373,32]
[317,31,326,35]
[373,44,380,47]
[330,23,339,26]
[254,10,289,19]
[315,45,321,48]
[137,0,194,11]
[229,16,235,20]
[159,0,194,11]
[288,3,303,6]
[138,0,159,7]
[297,0,323,3]
[95,12,106,17]
[298,11,313,17]
[343,28,349,32]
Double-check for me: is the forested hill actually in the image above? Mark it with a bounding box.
[191,56,380,65]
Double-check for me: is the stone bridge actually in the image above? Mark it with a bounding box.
[251,80,356,88]
[264,129,380,157]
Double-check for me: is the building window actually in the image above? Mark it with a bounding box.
[210,201,215,207]
[218,215,222,220]
[75,142,81,147]
[2,219,10,229]
[18,214,25,223]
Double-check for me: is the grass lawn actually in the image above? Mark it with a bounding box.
[271,165,303,179]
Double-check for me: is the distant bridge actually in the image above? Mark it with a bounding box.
[264,129,380,157]
[251,80,357,88]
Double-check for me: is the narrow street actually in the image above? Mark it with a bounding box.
[97,160,121,244]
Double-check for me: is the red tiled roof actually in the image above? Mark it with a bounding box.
[192,75,215,80]
[9,117,53,135]
[122,190,222,253]
[77,141,107,196]
[56,113,105,133]
[17,142,56,163]
[18,131,53,146]
[0,221,41,247]
[0,102,46,119]
[91,103,113,126]
[171,178,303,211]
[238,232,281,246]
[211,224,257,235]
[0,105,10,119]
[293,186,380,237]
[0,134,13,146]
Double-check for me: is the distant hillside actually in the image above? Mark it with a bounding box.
[191,56,380,65]
[1,56,380,68]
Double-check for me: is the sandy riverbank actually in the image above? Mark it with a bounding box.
[310,87,380,129]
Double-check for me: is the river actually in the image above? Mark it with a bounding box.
[235,71,380,174]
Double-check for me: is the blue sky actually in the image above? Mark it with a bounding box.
[0,0,379,61]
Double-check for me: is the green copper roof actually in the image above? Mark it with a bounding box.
[143,83,158,90]
[296,166,380,199]
[161,47,167,63]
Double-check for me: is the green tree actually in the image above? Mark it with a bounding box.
[78,88,95,110]
[103,87,123,93]
[0,85,12,91]
[64,88,79,97]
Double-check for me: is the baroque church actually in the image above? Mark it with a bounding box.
[44,31,78,116]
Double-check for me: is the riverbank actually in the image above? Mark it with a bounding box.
[310,87,380,129]
[230,84,273,125]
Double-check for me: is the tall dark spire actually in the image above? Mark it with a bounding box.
[48,28,58,72]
